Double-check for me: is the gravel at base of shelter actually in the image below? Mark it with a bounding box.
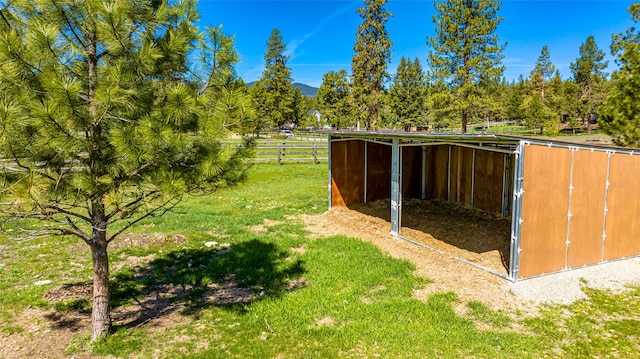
[508,257,640,304]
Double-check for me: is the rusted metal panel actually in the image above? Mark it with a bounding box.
[330,140,366,207]
[474,150,506,214]
[604,153,640,260]
[366,142,391,202]
[567,150,608,267]
[518,144,571,278]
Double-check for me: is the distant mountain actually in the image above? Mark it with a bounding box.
[293,83,318,97]
[247,81,318,97]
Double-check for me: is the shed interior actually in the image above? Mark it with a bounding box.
[329,133,520,279]
[329,132,640,281]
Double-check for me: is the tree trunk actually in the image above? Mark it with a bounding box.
[461,109,468,134]
[86,25,110,342]
[90,200,110,341]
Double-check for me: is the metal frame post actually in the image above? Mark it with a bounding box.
[565,148,576,270]
[508,141,526,282]
[391,138,401,236]
[602,151,613,262]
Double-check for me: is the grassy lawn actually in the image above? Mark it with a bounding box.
[1,163,639,358]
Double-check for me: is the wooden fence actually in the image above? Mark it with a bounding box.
[255,142,328,164]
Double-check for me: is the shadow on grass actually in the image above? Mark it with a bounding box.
[46,239,305,332]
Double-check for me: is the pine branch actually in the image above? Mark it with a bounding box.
[104,189,160,221]
[51,0,87,49]
[107,194,182,243]
[0,207,88,241]
[42,202,92,223]
[105,8,127,58]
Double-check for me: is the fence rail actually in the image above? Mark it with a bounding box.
[255,142,328,164]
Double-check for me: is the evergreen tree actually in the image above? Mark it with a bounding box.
[351,0,393,130]
[531,46,556,102]
[504,77,527,122]
[248,80,272,135]
[197,25,240,91]
[427,0,505,133]
[290,87,308,127]
[523,46,559,135]
[388,57,427,129]
[317,70,352,129]
[547,71,568,125]
[424,74,456,130]
[570,35,609,130]
[251,28,294,128]
[197,27,255,135]
[600,3,640,147]
[562,77,583,129]
[0,0,253,340]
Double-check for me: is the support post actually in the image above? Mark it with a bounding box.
[509,141,526,282]
[565,148,576,270]
[391,139,401,236]
[602,151,612,262]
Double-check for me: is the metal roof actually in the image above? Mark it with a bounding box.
[327,130,640,155]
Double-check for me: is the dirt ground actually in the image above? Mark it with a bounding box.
[0,200,536,358]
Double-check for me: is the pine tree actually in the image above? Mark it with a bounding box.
[388,57,427,129]
[251,28,294,129]
[523,46,559,135]
[427,0,506,133]
[317,70,352,129]
[599,3,640,147]
[351,0,393,130]
[531,46,556,103]
[198,26,255,135]
[290,87,308,127]
[562,77,583,129]
[570,35,609,130]
[0,0,253,340]
[504,77,527,122]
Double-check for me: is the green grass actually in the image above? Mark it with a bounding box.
[1,163,639,358]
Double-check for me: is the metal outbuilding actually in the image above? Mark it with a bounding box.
[328,131,640,281]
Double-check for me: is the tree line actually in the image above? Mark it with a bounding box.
[243,0,640,148]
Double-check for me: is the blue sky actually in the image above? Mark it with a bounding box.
[197,0,636,88]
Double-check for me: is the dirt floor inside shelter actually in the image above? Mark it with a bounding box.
[353,198,512,276]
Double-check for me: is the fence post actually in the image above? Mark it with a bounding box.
[313,142,317,164]
[277,143,281,165]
